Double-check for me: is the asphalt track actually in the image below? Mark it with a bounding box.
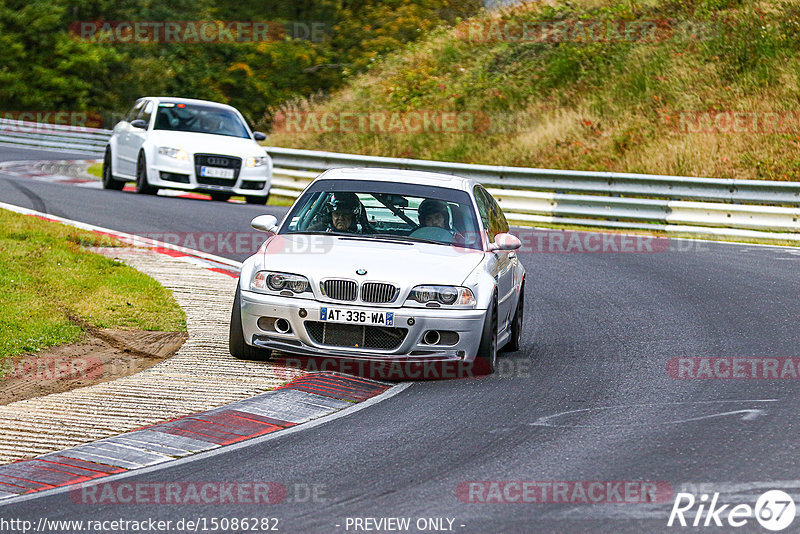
[1,147,799,533]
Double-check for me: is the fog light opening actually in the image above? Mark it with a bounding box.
[423,330,441,345]
[275,318,292,334]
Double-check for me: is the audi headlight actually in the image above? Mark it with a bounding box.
[407,285,476,306]
[252,271,310,295]
[246,156,269,168]
[158,147,188,160]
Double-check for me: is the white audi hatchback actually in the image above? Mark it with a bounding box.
[102,97,272,203]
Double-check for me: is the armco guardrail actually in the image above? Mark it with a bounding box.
[0,118,110,157]
[268,147,800,241]
[2,120,798,240]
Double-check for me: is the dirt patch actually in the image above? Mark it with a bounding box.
[0,329,187,405]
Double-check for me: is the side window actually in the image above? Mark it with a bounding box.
[136,100,154,127]
[473,185,491,236]
[124,101,143,122]
[476,186,509,241]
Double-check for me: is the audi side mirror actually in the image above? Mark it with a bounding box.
[253,132,267,141]
[130,119,148,129]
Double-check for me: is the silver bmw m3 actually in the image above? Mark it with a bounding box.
[229,167,525,374]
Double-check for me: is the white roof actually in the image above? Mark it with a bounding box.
[144,96,236,110]
[315,167,474,191]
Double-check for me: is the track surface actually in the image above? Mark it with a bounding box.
[1,147,799,533]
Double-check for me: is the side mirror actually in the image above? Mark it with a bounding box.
[130,119,148,129]
[251,214,279,233]
[488,233,521,252]
[253,131,267,141]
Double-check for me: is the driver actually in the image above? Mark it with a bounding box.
[200,113,223,132]
[418,199,450,230]
[310,192,362,233]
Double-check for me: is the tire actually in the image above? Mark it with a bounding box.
[229,285,273,361]
[210,193,231,202]
[475,294,498,374]
[245,194,269,205]
[135,151,158,195]
[102,148,124,191]
[503,281,524,353]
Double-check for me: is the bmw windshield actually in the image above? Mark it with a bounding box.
[281,180,483,250]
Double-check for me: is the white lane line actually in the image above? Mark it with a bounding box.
[529,399,778,428]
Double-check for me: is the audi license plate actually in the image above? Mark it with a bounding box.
[320,307,394,326]
[200,166,234,179]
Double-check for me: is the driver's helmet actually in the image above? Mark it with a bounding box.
[329,192,361,218]
[418,199,450,228]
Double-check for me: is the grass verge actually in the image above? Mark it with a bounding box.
[0,209,186,359]
[86,162,102,178]
[267,0,800,181]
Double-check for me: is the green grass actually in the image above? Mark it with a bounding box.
[86,162,102,178]
[267,0,800,181]
[0,209,186,358]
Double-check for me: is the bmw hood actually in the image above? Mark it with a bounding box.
[148,130,265,157]
[261,234,484,287]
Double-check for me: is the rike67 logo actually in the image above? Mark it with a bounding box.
[668,490,795,531]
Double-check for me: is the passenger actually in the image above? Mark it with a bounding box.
[417,199,450,230]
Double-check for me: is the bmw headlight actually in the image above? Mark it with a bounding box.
[252,271,311,295]
[158,147,188,160]
[407,285,476,307]
[246,156,269,168]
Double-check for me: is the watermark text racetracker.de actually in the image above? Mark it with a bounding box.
[0,111,104,132]
[457,480,673,503]
[1,356,102,381]
[455,230,708,254]
[272,110,491,135]
[668,357,800,379]
[69,481,326,505]
[69,20,329,43]
[668,110,800,134]
[124,232,333,257]
[455,18,719,44]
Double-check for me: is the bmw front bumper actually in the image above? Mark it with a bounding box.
[240,290,486,362]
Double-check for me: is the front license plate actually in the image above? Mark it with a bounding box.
[320,307,394,326]
[200,166,234,179]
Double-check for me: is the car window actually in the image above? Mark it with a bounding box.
[473,185,491,236]
[282,180,482,249]
[153,103,250,138]
[123,101,143,123]
[136,100,154,126]
[475,186,509,242]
